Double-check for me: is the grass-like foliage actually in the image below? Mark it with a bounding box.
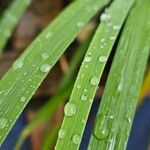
[90,0,150,149]
[55,0,135,149]
[0,0,32,53]
[0,0,108,145]
[0,0,149,149]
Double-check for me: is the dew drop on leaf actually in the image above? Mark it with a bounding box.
[0,118,7,129]
[58,129,67,139]
[99,56,107,63]
[93,114,108,140]
[13,60,23,70]
[81,94,87,101]
[40,64,51,73]
[90,76,99,86]
[84,56,91,62]
[76,22,84,27]
[77,84,81,89]
[41,53,49,60]
[64,102,77,117]
[72,134,81,145]
[113,25,120,30]
[45,32,53,39]
[100,12,111,22]
[20,97,26,102]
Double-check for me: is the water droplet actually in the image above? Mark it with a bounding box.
[64,102,77,117]
[84,56,91,62]
[40,64,51,73]
[81,119,86,124]
[110,36,115,41]
[77,85,81,89]
[109,115,114,119]
[101,38,105,42]
[45,32,53,39]
[13,60,23,69]
[89,98,93,103]
[99,56,107,63]
[76,22,84,27]
[100,12,111,22]
[81,94,87,101]
[41,53,49,60]
[90,76,99,86]
[58,129,67,139]
[72,134,81,145]
[113,25,120,30]
[0,118,7,129]
[84,89,88,92]
[93,114,108,140]
[20,97,26,102]
[118,82,123,91]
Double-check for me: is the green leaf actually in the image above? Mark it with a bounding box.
[55,0,135,149]
[0,0,32,53]
[0,0,109,144]
[89,0,150,149]
[15,30,93,150]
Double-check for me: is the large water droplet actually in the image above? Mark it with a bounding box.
[64,102,77,117]
[93,114,108,140]
[58,129,67,139]
[99,56,107,63]
[40,64,51,73]
[72,134,81,145]
[90,76,99,86]
[0,118,7,129]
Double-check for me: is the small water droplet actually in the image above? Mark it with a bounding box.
[110,36,115,41]
[76,22,84,27]
[118,82,123,91]
[72,134,81,145]
[89,98,93,103]
[109,115,114,119]
[40,64,51,73]
[13,60,23,70]
[113,25,120,30]
[20,97,26,102]
[0,118,7,129]
[84,56,91,62]
[99,56,107,63]
[90,76,99,86]
[101,38,105,42]
[64,102,77,117]
[45,32,53,39]
[77,85,81,89]
[84,89,88,92]
[58,129,67,139]
[100,12,111,22]
[41,53,49,60]
[81,94,87,101]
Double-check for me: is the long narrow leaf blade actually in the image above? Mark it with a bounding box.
[55,0,135,149]
[90,0,150,149]
[0,0,109,145]
[15,31,93,149]
[0,0,32,52]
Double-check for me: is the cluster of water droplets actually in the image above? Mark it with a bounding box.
[13,60,24,70]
